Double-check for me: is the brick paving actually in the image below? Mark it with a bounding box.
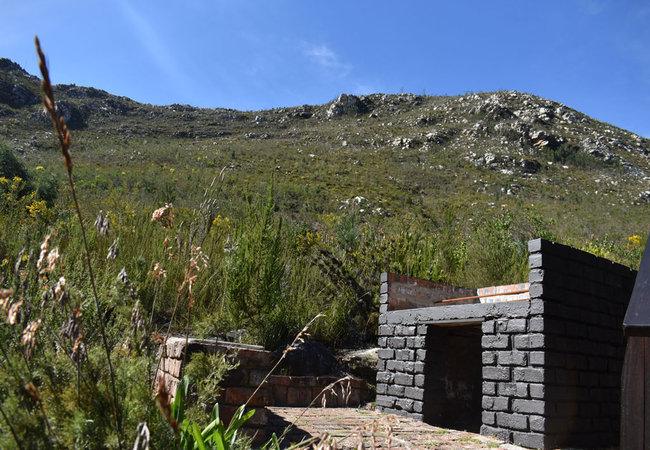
[266,406,526,449]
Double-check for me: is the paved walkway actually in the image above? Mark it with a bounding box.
[266,406,526,450]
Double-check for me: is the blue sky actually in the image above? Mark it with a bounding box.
[3,1,649,137]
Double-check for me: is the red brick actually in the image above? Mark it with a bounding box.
[236,348,272,369]
[289,376,315,388]
[315,376,338,387]
[287,387,313,406]
[216,405,268,427]
[267,375,290,386]
[241,427,267,446]
[248,369,269,387]
[169,359,182,377]
[224,387,269,407]
[246,408,269,426]
[319,389,340,407]
[221,368,249,386]
[347,388,361,406]
[272,386,288,406]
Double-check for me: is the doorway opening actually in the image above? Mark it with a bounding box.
[422,322,483,433]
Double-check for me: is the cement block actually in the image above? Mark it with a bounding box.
[513,334,545,350]
[482,411,496,426]
[497,351,528,366]
[482,396,509,411]
[394,373,414,386]
[396,349,415,361]
[483,382,496,396]
[482,335,510,349]
[513,367,545,383]
[395,398,414,411]
[387,384,405,397]
[496,318,527,333]
[497,412,528,431]
[483,351,497,365]
[497,382,528,398]
[480,425,511,443]
[512,399,548,415]
[512,432,548,449]
[375,395,395,408]
[483,366,511,381]
[405,387,424,400]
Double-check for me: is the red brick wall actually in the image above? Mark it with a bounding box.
[380,273,478,312]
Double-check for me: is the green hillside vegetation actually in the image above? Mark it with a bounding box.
[0,53,649,447]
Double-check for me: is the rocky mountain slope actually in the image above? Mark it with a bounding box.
[1,57,649,239]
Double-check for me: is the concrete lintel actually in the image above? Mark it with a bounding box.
[423,318,484,326]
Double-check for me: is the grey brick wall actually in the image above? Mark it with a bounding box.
[527,239,636,449]
[376,238,637,450]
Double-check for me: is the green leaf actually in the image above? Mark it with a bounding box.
[172,376,190,425]
[225,405,255,445]
[261,432,280,450]
[213,425,226,450]
[192,422,206,450]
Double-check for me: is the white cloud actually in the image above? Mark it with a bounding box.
[302,42,351,77]
[306,44,339,68]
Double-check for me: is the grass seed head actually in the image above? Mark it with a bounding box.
[118,267,130,284]
[106,238,119,260]
[0,289,15,310]
[152,203,174,228]
[21,319,41,358]
[6,298,24,325]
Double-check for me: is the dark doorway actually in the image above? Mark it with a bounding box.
[422,323,483,433]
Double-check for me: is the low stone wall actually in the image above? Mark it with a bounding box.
[156,337,369,442]
[157,337,273,441]
[266,375,368,407]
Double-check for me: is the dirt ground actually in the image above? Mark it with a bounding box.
[266,406,527,450]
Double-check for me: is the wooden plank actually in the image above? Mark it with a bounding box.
[624,239,650,334]
[645,338,650,448]
[621,337,646,449]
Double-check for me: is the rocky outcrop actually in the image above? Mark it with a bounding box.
[0,59,40,109]
[38,100,86,129]
[327,94,370,118]
[466,152,541,175]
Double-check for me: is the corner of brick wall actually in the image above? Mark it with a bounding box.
[156,338,273,442]
[156,337,372,445]
[524,238,636,449]
[479,301,546,448]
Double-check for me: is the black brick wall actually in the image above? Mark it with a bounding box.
[376,239,637,449]
[527,239,636,448]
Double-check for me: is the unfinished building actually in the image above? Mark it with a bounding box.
[376,239,636,449]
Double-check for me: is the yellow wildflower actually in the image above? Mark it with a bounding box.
[26,199,47,218]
